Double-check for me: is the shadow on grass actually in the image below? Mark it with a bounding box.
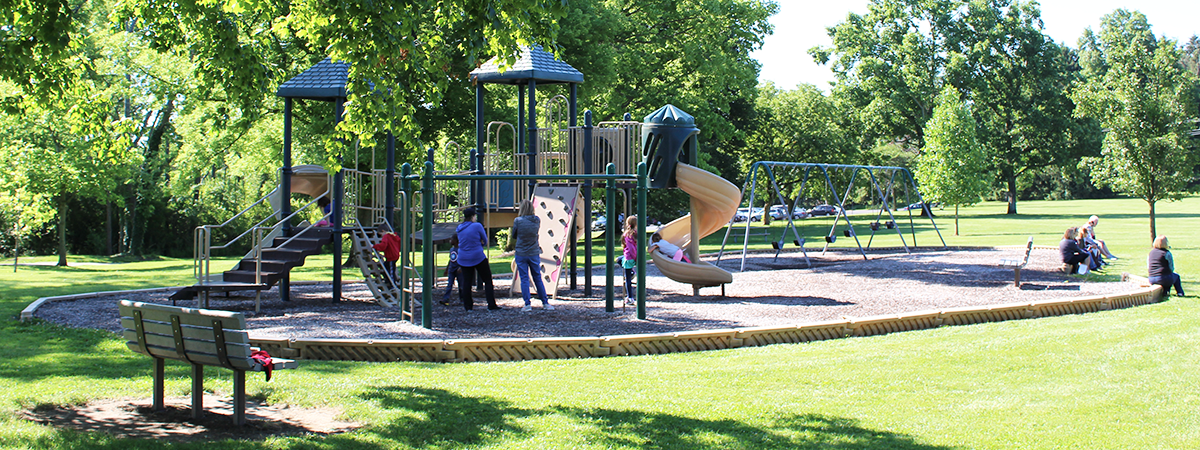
[332,386,949,449]
[0,320,151,383]
[7,386,950,449]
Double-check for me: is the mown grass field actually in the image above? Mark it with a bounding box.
[0,197,1197,449]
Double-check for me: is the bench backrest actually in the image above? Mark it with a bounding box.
[118,300,256,370]
[1021,236,1034,265]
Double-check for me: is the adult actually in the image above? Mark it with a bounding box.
[1082,215,1117,260]
[1059,226,1092,275]
[455,207,499,310]
[1148,235,1186,297]
[512,200,553,311]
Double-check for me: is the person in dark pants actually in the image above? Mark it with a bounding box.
[512,199,552,311]
[1060,226,1092,275]
[1148,235,1186,297]
[455,208,499,310]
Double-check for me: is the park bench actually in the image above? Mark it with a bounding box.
[729,228,771,244]
[118,300,298,425]
[998,236,1034,287]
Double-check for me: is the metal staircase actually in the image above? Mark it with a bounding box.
[170,226,333,306]
[348,226,404,309]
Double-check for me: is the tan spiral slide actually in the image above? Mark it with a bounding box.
[649,163,740,289]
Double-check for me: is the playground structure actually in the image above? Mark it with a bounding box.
[173,45,750,328]
[718,161,947,272]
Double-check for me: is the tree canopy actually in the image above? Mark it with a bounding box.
[1072,9,1200,241]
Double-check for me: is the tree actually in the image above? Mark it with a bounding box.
[1181,35,1200,78]
[811,0,959,150]
[556,0,776,146]
[116,0,568,160]
[914,86,988,235]
[955,0,1099,215]
[1072,9,1200,241]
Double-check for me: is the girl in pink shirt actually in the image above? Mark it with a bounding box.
[621,215,639,305]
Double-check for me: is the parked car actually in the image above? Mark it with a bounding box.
[899,202,939,212]
[769,205,790,220]
[809,205,841,216]
[591,213,607,231]
[749,207,765,222]
[733,208,751,222]
[792,207,810,219]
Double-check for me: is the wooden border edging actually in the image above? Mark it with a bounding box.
[253,284,1163,363]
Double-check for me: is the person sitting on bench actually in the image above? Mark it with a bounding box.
[1060,226,1093,275]
[649,232,689,263]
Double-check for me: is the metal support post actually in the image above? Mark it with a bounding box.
[605,163,616,311]
[636,162,647,320]
[421,162,435,327]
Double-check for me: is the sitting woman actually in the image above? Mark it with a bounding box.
[1148,235,1186,297]
[1059,226,1093,275]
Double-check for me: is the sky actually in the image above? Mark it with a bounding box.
[753,0,1200,90]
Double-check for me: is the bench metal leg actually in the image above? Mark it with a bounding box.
[192,364,204,420]
[153,358,165,410]
[1014,268,1021,287]
[233,370,246,426]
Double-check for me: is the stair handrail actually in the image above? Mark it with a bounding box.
[193,188,330,284]
[246,210,332,287]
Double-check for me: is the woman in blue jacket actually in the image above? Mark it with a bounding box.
[455,208,499,310]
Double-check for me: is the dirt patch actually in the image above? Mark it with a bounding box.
[19,395,359,442]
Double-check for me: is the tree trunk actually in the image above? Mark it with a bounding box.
[954,205,959,236]
[106,201,113,256]
[12,223,18,273]
[1006,174,1018,215]
[56,198,68,267]
[1149,200,1157,242]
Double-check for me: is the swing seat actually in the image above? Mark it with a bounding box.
[825,235,836,243]
[885,221,895,229]
[843,229,853,237]
[870,222,880,231]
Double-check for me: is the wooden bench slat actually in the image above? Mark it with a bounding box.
[123,342,297,371]
[120,317,251,345]
[121,329,253,361]
[119,300,246,329]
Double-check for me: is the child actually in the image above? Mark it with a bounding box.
[315,197,332,226]
[442,234,462,305]
[649,232,689,263]
[372,226,402,284]
[621,214,640,305]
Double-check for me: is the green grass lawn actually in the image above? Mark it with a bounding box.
[1,197,1198,448]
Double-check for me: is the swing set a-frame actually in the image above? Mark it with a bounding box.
[717,161,947,272]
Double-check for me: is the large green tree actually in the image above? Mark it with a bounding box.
[955,0,1098,215]
[115,0,567,158]
[1072,9,1200,241]
[811,0,958,150]
[557,0,776,147]
[914,86,988,235]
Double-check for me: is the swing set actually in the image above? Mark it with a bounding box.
[717,161,947,272]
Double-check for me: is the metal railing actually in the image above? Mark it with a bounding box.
[193,189,329,284]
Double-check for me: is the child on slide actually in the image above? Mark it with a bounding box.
[649,232,690,263]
